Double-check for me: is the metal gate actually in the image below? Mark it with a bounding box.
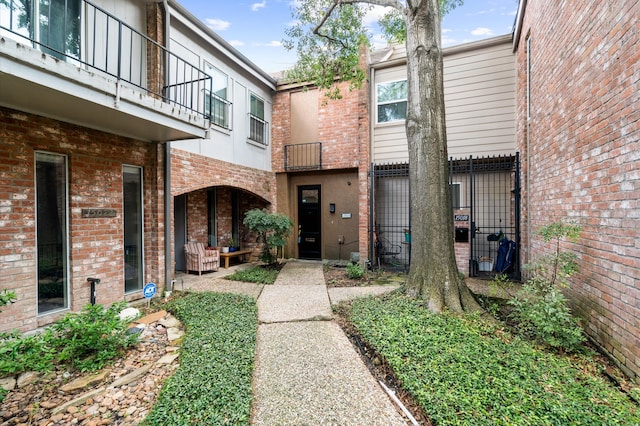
[370,154,520,278]
[450,154,520,279]
[370,163,410,271]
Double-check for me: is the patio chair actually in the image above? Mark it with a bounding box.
[184,242,219,275]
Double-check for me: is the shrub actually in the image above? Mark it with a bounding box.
[0,302,137,376]
[49,302,139,372]
[0,290,16,313]
[0,330,56,375]
[243,209,293,264]
[508,221,585,352]
[346,262,364,279]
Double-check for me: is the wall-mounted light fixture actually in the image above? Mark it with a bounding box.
[329,203,336,213]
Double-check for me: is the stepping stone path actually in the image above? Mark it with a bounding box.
[0,310,183,426]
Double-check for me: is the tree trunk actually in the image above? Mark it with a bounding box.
[403,0,482,313]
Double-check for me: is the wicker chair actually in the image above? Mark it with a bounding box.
[184,242,219,275]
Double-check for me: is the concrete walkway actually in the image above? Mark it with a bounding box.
[251,261,407,425]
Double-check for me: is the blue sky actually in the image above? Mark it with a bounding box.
[178,0,519,73]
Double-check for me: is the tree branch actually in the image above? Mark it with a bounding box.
[312,0,405,47]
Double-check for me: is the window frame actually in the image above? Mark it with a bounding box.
[248,92,268,146]
[204,62,232,130]
[35,151,70,315]
[376,79,408,124]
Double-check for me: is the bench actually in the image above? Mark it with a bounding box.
[219,249,253,269]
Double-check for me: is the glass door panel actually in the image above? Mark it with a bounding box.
[36,152,68,314]
[123,165,143,293]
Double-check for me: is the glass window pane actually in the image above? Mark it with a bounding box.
[36,152,68,314]
[378,101,407,123]
[123,166,143,293]
[39,0,81,60]
[250,94,264,119]
[301,189,319,204]
[376,80,407,103]
[0,0,32,39]
[205,63,229,127]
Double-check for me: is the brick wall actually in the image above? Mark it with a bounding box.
[170,149,276,261]
[272,70,371,260]
[0,107,164,333]
[515,0,640,378]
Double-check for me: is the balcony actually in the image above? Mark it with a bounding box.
[284,142,322,171]
[0,0,212,142]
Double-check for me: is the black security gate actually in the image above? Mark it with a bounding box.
[450,154,520,279]
[370,154,520,278]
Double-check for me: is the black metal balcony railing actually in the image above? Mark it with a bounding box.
[1,0,211,121]
[249,113,268,146]
[284,142,322,171]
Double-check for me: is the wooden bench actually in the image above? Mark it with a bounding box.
[219,249,253,269]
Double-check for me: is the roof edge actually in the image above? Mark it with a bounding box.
[168,1,277,89]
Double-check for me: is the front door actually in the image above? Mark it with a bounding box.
[298,185,321,259]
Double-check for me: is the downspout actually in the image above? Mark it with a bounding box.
[163,0,173,292]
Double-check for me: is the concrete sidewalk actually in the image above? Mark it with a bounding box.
[251,261,407,425]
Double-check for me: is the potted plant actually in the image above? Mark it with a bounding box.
[229,237,237,252]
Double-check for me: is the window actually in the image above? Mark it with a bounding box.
[0,0,81,61]
[376,80,407,123]
[249,93,268,145]
[36,152,69,314]
[123,166,143,293]
[204,63,231,129]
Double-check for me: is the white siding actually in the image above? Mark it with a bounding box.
[371,36,516,164]
[168,13,273,171]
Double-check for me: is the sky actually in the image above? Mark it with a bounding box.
[178,0,520,74]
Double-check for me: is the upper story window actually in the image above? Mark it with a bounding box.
[1,0,81,61]
[204,63,231,129]
[376,80,407,123]
[249,93,268,146]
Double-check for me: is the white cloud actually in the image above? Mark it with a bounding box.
[205,18,231,31]
[256,41,283,47]
[251,1,267,12]
[471,27,495,36]
[362,4,391,26]
[229,40,245,47]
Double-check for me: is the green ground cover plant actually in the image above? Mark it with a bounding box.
[225,265,280,284]
[142,292,257,426]
[347,293,640,425]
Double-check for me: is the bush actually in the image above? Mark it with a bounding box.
[0,330,56,375]
[346,262,364,279]
[49,301,139,372]
[0,290,16,313]
[508,221,585,352]
[0,302,138,376]
[243,209,293,264]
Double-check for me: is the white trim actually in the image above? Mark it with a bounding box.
[375,79,408,124]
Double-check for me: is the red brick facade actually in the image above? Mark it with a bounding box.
[170,149,276,261]
[0,107,164,333]
[272,78,371,261]
[515,0,640,378]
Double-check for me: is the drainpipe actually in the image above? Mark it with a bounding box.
[163,0,173,291]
